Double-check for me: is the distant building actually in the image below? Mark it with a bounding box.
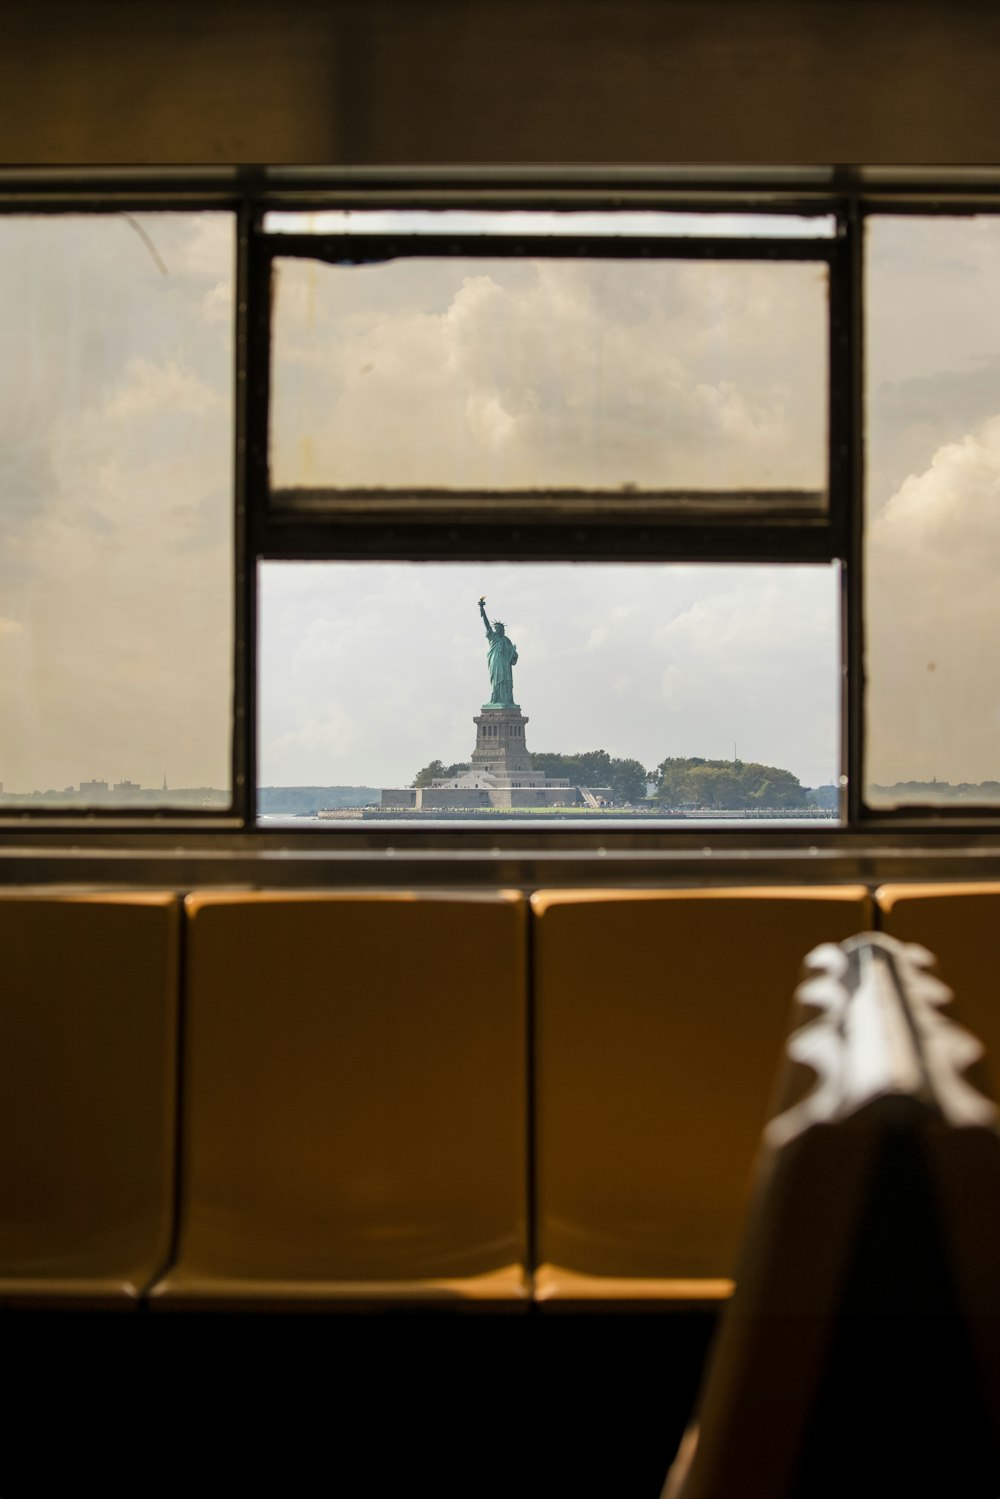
[79,779,109,795]
[114,779,141,792]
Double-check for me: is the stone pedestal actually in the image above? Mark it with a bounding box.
[470,708,534,778]
[382,702,584,810]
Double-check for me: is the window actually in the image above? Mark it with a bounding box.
[257,560,840,825]
[252,200,846,831]
[866,213,1000,811]
[0,211,235,814]
[267,233,829,503]
[259,208,840,530]
[3,169,999,839]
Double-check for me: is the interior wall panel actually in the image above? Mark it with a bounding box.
[0,0,996,165]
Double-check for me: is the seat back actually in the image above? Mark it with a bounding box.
[0,891,179,1303]
[664,932,1000,1498]
[878,882,1000,1093]
[157,890,527,1303]
[531,885,872,1299]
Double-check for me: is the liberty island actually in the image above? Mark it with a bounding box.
[378,598,597,810]
[305,598,831,820]
[340,599,833,821]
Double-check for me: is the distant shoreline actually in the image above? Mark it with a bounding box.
[0,785,379,812]
[297,805,838,823]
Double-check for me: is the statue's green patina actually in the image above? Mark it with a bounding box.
[478,597,519,709]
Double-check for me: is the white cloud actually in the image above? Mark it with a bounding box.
[272,714,361,761]
[863,217,1000,788]
[867,216,1000,518]
[0,213,233,793]
[200,279,232,324]
[270,256,826,491]
[875,416,1000,564]
[104,357,222,419]
[868,412,1000,784]
[163,213,234,279]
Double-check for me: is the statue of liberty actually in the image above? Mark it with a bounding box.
[478,597,519,709]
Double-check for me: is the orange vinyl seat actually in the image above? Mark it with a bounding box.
[0,892,179,1307]
[152,890,527,1308]
[530,885,872,1304]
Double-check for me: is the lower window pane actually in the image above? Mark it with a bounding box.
[0,213,234,812]
[258,562,840,826]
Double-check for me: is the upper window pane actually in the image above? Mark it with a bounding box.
[866,215,1000,809]
[269,255,828,494]
[0,213,234,811]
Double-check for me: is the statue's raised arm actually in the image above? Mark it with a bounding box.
[478,596,494,638]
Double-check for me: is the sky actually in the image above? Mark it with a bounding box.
[0,212,233,794]
[4,208,1000,797]
[866,216,1000,790]
[258,560,841,789]
[270,252,828,492]
[261,228,838,791]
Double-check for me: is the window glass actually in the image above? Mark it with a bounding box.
[257,561,840,826]
[264,209,837,238]
[0,213,234,810]
[866,215,1000,807]
[269,255,828,495]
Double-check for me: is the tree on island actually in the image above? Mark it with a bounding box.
[608,758,649,805]
[409,750,812,808]
[411,760,471,788]
[653,756,806,809]
[531,750,649,806]
[808,782,839,811]
[410,749,648,803]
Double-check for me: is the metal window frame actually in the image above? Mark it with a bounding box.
[1,168,1000,852]
[0,188,248,831]
[853,195,1000,829]
[258,225,841,542]
[246,197,854,839]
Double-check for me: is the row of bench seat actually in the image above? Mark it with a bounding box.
[1,883,997,1309]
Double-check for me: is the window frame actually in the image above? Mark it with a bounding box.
[257,224,842,534]
[246,191,853,834]
[0,187,247,831]
[2,167,1000,850]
